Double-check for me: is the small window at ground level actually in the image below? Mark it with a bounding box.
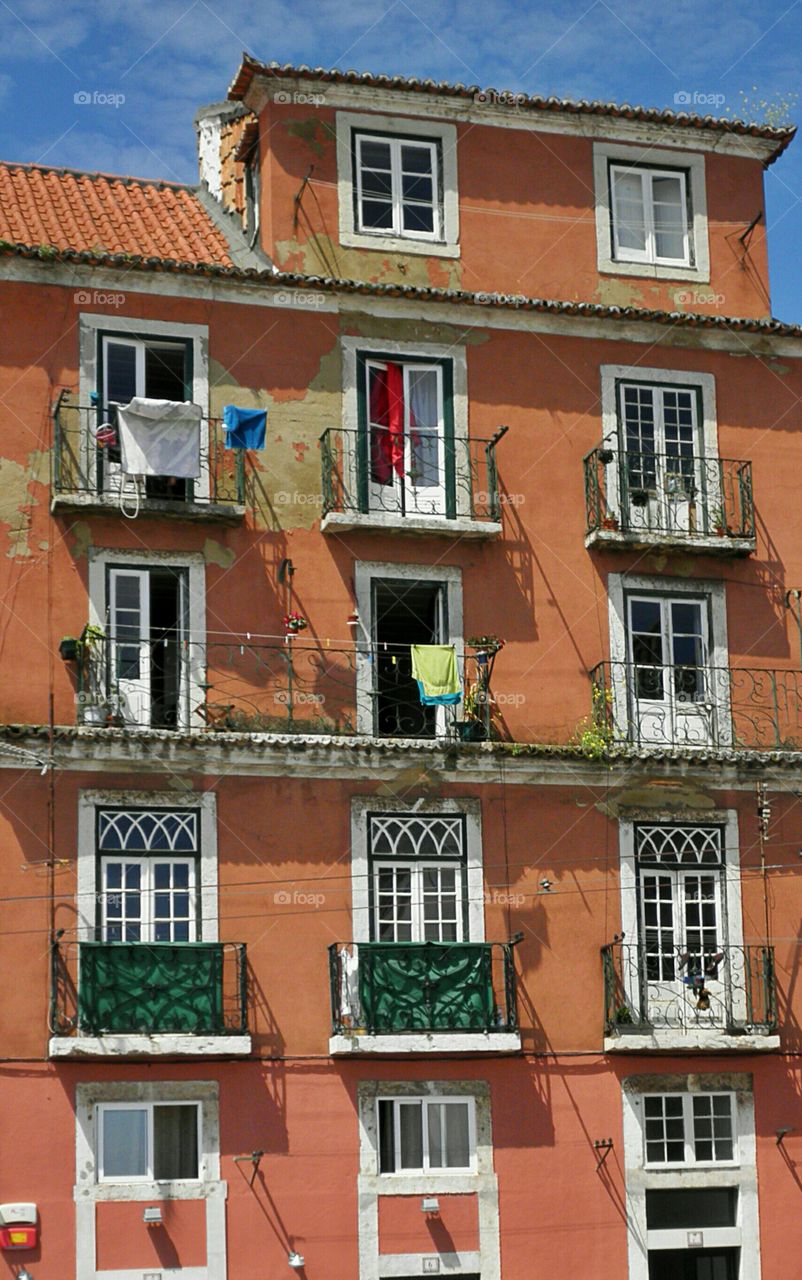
[643,1093,735,1167]
[98,1101,200,1182]
[378,1096,475,1172]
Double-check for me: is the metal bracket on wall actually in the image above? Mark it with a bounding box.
[593,1138,614,1169]
[234,1149,265,1187]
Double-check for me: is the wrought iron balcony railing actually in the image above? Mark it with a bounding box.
[583,446,755,551]
[52,395,245,517]
[589,660,802,751]
[320,427,505,529]
[50,938,248,1037]
[602,941,777,1037]
[329,940,519,1036]
[69,630,500,741]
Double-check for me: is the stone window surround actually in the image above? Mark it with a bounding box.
[86,546,207,730]
[593,141,710,283]
[357,1079,500,1280]
[336,110,460,257]
[77,312,211,498]
[75,1080,226,1280]
[353,558,464,737]
[622,1072,760,1280]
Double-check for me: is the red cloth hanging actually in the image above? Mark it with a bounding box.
[370,362,405,483]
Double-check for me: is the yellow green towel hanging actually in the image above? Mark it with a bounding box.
[410,644,461,706]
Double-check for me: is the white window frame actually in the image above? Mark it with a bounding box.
[593,142,709,282]
[77,313,209,498]
[365,356,448,518]
[87,547,206,733]
[355,133,441,241]
[607,571,731,751]
[609,163,690,267]
[337,111,459,257]
[100,853,198,942]
[373,859,464,943]
[377,1094,478,1175]
[642,1091,738,1169]
[96,1099,202,1184]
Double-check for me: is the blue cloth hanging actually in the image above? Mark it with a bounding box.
[223,405,267,450]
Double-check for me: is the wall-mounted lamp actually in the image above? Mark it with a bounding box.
[278,558,295,585]
[143,1207,162,1225]
[777,1127,793,1147]
[421,1197,440,1214]
[288,1252,305,1269]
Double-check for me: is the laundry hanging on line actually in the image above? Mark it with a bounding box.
[410,644,462,705]
[223,405,267,450]
[117,398,202,478]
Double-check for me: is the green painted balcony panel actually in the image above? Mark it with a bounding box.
[329,940,518,1035]
[52,940,248,1037]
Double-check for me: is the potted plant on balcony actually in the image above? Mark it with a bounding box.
[76,624,112,725]
[711,505,728,536]
[458,680,490,742]
[598,446,615,465]
[629,488,649,508]
[283,611,308,636]
[600,512,619,531]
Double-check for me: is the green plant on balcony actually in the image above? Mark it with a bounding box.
[572,684,614,759]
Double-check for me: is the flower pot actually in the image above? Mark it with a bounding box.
[629,489,649,507]
[59,637,79,661]
[598,448,614,465]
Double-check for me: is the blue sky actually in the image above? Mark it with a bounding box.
[1,0,800,321]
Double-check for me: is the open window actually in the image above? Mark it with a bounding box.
[616,381,713,536]
[377,1095,476,1173]
[372,577,449,738]
[98,332,193,502]
[97,1101,201,1183]
[106,564,189,729]
[360,354,454,519]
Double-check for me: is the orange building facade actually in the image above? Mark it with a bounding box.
[1,55,802,1280]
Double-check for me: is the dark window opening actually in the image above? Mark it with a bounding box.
[100,337,191,501]
[149,569,185,728]
[646,1188,737,1230]
[373,579,445,738]
[648,1249,738,1280]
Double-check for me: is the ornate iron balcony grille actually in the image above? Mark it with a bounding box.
[320,427,503,523]
[329,940,518,1035]
[584,446,754,548]
[589,660,802,751]
[72,633,498,741]
[50,939,248,1036]
[52,395,245,513]
[601,941,776,1036]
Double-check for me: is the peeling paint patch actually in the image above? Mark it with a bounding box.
[0,451,48,559]
[286,117,335,157]
[598,780,717,818]
[69,522,94,559]
[274,234,463,290]
[292,441,309,463]
[595,278,647,309]
[203,538,236,569]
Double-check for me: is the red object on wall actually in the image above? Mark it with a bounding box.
[0,1224,37,1249]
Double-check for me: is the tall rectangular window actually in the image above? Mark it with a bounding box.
[97,808,199,941]
[609,164,690,266]
[369,814,467,941]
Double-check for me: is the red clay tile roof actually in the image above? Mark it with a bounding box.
[228,55,796,161]
[0,162,234,266]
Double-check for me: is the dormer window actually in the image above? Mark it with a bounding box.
[354,133,440,240]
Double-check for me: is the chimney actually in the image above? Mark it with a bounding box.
[194,101,256,220]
